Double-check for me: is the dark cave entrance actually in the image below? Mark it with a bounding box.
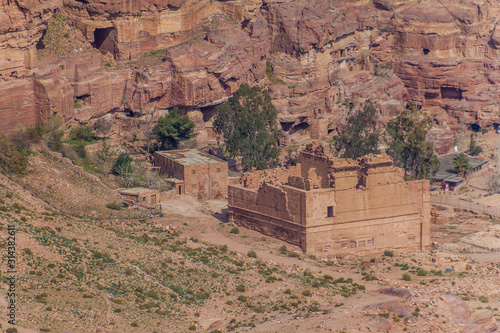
[280,122,294,132]
[440,87,463,100]
[124,108,139,118]
[36,29,47,50]
[423,48,430,55]
[200,105,216,122]
[289,122,310,135]
[470,123,481,132]
[92,27,117,57]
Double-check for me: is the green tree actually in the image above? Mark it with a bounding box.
[333,100,380,159]
[386,107,440,179]
[152,107,196,150]
[70,124,96,142]
[283,145,300,167]
[113,153,133,174]
[213,84,282,170]
[453,153,471,177]
[467,134,482,156]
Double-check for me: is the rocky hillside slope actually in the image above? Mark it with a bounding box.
[1,165,500,332]
[2,0,500,151]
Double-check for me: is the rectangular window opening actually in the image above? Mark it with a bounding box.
[327,206,334,217]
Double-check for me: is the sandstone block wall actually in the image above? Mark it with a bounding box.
[183,163,228,200]
[154,150,228,200]
[228,143,431,256]
[228,185,306,248]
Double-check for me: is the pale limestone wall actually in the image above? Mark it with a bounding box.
[183,162,228,200]
[154,152,227,200]
[333,183,420,224]
[228,185,306,247]
[229,184,295,224]
[239,164,301,189]
[282,185,307,226]
[300,152,332,189]
[228,143,431,256]
[306,214,423,255]
[305,180,429,255]
[331,162,358,190]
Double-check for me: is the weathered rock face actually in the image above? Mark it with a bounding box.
[373,0,500,131]
[2,0,500,151]
[0,0,60,79]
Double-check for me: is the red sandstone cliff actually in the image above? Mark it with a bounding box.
[1,0,499,152]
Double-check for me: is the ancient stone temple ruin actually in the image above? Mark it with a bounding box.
[228,143,430,255]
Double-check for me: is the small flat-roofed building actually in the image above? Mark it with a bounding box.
[154,149,228,200]
[442,175,464,191]
[433,154,488,191]
[119,187,161,207]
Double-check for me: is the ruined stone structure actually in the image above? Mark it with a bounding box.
[228,143,430,255]
[154,149,228,200]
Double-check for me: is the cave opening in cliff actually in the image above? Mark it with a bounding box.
[470,124,481,132]
[92,27,117,57]
[76,94,91,105]
[440,87,463,100]
[200,105,215,122]
[280,122,294,132]
[124,108,139,118]
[289,122,310,135]
[241,19,250,29]
[423,48,430,55]
[36,30,46,50]
[494,123,500,131]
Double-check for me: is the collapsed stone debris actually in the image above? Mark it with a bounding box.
[228,142,430,255]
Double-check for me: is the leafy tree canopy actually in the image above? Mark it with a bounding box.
[453,153,471,177]
[213,84,282,170]
[467,134,482,156]
[333,100,380,159]
[152,107,196,150]
[386,106,440,180]
[113,153,133,175]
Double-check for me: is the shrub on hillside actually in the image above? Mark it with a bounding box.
[0,137,29,174]
[12,114,64,152]
[70,124,95,142]
[113,153,133,174]
[106,202,122,210]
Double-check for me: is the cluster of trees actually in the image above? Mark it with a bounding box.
[210,86,447,180]
[334,101,440,180]
[213,84,281,170]
[142,84,281,171]
[1,82,484,187]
